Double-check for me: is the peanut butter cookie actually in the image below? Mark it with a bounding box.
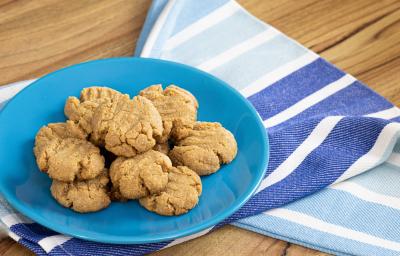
[34,121,105,182]
[153,142,170,155]
[92,95,163,157]
[64,87,127,136]
[169,122,237,175]
[50,170,111,213]
[109,150,172,200]
[140,85,198,142]
[139,166,202,216]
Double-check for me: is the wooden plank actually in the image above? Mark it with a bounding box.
[0,0,150,85]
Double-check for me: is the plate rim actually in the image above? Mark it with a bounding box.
[0,57,269,244]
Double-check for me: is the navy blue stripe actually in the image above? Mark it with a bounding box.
[266,117,324,174]
[10,223,58,243]
[278,116,385,187]
[248,58,344,119]
[224,117,388,222]
[392,116,400,123]
[271,81,393,131]
[18,238,48,256]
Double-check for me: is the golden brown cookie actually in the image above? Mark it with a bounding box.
[153,142,170,155]
[168,145,220,176]
[110,186,127,202]
[139,166,202,216]
[80,86,123,102]
[34,121,105,182]
[140,85,198,142]
[109,150,172,200]
[64,87,127,136]
[50,170,111,213]
[169,122,237,175]
[92,95,163,157]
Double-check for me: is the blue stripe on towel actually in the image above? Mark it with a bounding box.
[162,12,266,66]
[248,58,344,119]
[235,213,400,256]
[11,223,58,242]
[210,35,308,90]
[286,189,400,241]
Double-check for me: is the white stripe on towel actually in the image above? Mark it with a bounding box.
[264,74,356,128]
[140,0,177,57]
[332,181,400,210]
[8,231,21,242]
[163,1,239,51]
[366,106,400,120]
[265,208,400,252]
[38,235,73,253]
[256,116,343,192]
[1,213,33,227]
[197,29,279,72]
[241,52,319,97]
[386,152,400,167]
[0,79,36,103]
[335,122,400,183]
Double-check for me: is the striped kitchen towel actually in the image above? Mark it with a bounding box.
[1,0,400,255]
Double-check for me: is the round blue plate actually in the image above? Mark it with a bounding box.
[0,57,269,244]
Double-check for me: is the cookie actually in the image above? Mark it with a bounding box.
[139,166,202,216]
[110,186,127,202]
[80,86,123,102]
[109,150,172,200]
[50,170,111,213]
[153,142,170,155]
[169,122,237,175]
[140,85,198,142]
[64,87,127,136]
[168,145,220,176]
[34,121,105,182]
[92,95,163,157]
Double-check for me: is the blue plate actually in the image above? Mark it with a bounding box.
[0,58,269,244]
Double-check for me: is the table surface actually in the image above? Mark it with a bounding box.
[0,0,399,255]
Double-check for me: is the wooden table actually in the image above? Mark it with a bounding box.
[0,0,399,255]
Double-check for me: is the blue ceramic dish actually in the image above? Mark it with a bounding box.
[0,58,269,244]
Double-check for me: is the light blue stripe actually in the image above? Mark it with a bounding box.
[162,10,267,66]
[147,1,186,58]
[271,81,394,130]
[170,0,230,36]
[134,0,168,56]
[210,34,308,90]
[351,164,400,197]
[143,0,233,58]
[283,188,400,241]
[235,214,400,256]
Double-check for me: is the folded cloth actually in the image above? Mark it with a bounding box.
[1,0,400,255]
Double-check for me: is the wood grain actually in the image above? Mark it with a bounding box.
[0,0,150,85]
[0,0,399,255]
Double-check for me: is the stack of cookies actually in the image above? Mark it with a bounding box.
[34,85,237,216]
